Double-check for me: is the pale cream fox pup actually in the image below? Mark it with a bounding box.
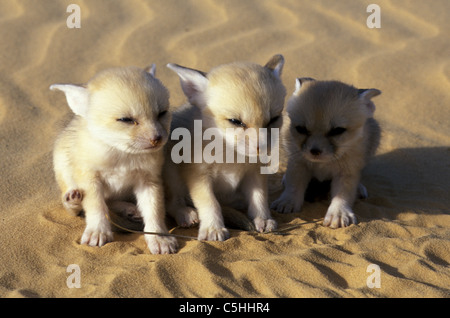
[165,55,286,241]
[51,65,178,254]
[271,78,381,228]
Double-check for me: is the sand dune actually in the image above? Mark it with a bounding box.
[0,0,449,298]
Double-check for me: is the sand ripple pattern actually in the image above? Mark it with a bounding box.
[0,0,449,297]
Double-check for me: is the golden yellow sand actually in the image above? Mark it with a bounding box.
[0,0,449,298]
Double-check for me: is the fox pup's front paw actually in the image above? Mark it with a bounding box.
[145,235,178,254]
[271,192,303,214]
[80,223,113,247]
[253,217,277,233]
[323,202,357,228]
[198,225,230,241]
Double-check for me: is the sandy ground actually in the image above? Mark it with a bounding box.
[0,0,449,298]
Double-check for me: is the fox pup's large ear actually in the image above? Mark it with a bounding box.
[50,84,89,117]
[167,63,208,107]
[265,54,284,78]
[293,77,315,96]
[145,64,157,77]
[358,88,381,115]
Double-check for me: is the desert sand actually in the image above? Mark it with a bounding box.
[0,0,449,298]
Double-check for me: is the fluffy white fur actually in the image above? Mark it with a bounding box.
[165,55,286,241]
[271,78,381,228]
[51,65,177,254]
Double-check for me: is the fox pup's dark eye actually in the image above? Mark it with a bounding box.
[158,110,168,118]
[327,127,347,137]
[117,117,137,125]
[268,116,280,126]
[228,118,246,128]
[295,126,310,136]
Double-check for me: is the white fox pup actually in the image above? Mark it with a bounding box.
[51,65,178,254]
[271,78,381,228]
[165,55,286,241]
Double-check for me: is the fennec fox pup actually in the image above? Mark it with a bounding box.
[271,78,381,228]
[165,55,286,241]
[51,65,178,254]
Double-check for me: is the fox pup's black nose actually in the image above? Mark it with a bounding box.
[150,135,162,146]
[310,148,322,156]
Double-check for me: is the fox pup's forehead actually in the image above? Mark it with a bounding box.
[208,62,284,97]
[207,64,285,121]
[208,87,283,128]
[289,81,370,126]
[301,82,358,105]
[90,84,165,108]
[87,68,169,116]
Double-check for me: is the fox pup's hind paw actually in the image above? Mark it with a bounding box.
[121,204,142,223]
[176,206,199,228]
[323,202,357,228]
[145,235,178,254]
[109,201,143,223]
[63,189,83,215]
[271,193,303,214]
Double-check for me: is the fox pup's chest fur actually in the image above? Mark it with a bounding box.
[307,162,334,182]
[210,163,250,194]
[100,166,138,198]
[97,154,161,199]
[304,150,365,182]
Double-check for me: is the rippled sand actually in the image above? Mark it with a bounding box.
[0,0,449,297]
